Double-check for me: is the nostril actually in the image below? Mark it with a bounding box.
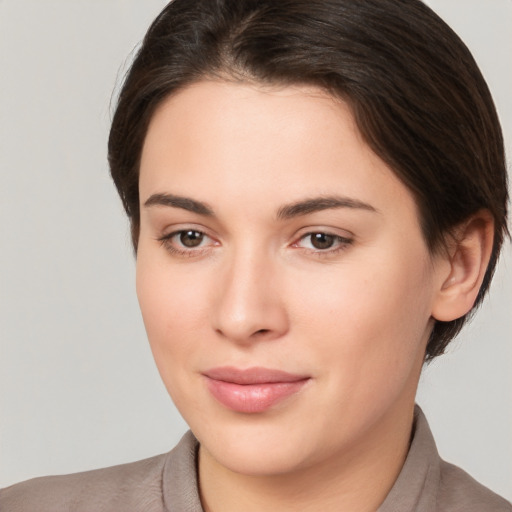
[254,329,270,336]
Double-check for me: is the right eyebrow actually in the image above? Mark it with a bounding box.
[143,193,215,216]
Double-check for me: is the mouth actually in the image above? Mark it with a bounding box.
[203,366,310,413]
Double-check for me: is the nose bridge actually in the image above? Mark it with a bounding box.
[212,243,288,343]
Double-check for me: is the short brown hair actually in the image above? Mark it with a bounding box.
[108,0,509,360]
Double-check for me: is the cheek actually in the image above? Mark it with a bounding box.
[290,248,434,395]
[135,252,210,375]
[136,257,216,421]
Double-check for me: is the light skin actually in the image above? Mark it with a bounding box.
[136,80,493,512]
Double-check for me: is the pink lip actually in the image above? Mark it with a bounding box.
[203,367,310,413]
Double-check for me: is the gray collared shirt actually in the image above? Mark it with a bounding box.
[1,407,510,511]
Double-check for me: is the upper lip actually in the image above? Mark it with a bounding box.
[203,366,309,385]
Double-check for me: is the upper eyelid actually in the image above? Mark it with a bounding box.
[293,226,354,240]
[161,229,214,243]
[294,232,353,245]
[159,224,215,238]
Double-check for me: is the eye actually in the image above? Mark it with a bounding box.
[294,232,352,252]
[177,230,205,248]
[308,233,336,250]
[158,228,217,256]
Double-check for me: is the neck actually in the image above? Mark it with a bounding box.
[198,400,416,512]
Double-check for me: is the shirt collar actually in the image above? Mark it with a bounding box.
[378,405,440,511]
[163,405,440,512]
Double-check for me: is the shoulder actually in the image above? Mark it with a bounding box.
[0,452,169,512]
[379,406,511,512]
[437,460,512,512]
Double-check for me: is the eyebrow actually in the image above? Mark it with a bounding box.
[144,193,214,216]
[276,195,378,220]
[143,192,378,219]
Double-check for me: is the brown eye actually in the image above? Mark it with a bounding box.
[309,233,335,250]
[179,230,204,247]
[294,231,353,254]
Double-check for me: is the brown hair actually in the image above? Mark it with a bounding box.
[108,0,509,360]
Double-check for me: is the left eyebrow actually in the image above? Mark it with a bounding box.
[276,195,378,220]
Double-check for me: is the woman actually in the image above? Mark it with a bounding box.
[1,0,510,510]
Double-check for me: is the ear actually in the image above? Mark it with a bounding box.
[431,210,494,322]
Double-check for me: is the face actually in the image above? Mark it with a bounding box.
[137,81,444,477]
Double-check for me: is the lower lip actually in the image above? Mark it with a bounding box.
[205,378,309,413]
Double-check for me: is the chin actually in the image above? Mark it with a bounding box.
[190,400,343,478]
[199,423,319,476]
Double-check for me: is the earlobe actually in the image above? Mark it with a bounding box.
[431,210,494,322]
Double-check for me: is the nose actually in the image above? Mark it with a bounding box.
[211,248,289,345]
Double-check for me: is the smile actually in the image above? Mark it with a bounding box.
[203,367,310,414]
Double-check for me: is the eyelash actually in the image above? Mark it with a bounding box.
[157,230,353,258]
[293,232,353,256]
[157,229,216,258]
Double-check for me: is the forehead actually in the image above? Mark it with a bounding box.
[143,80,356,160]
[139,80,417,221]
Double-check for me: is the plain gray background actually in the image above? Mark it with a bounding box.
[1,0,511,501]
